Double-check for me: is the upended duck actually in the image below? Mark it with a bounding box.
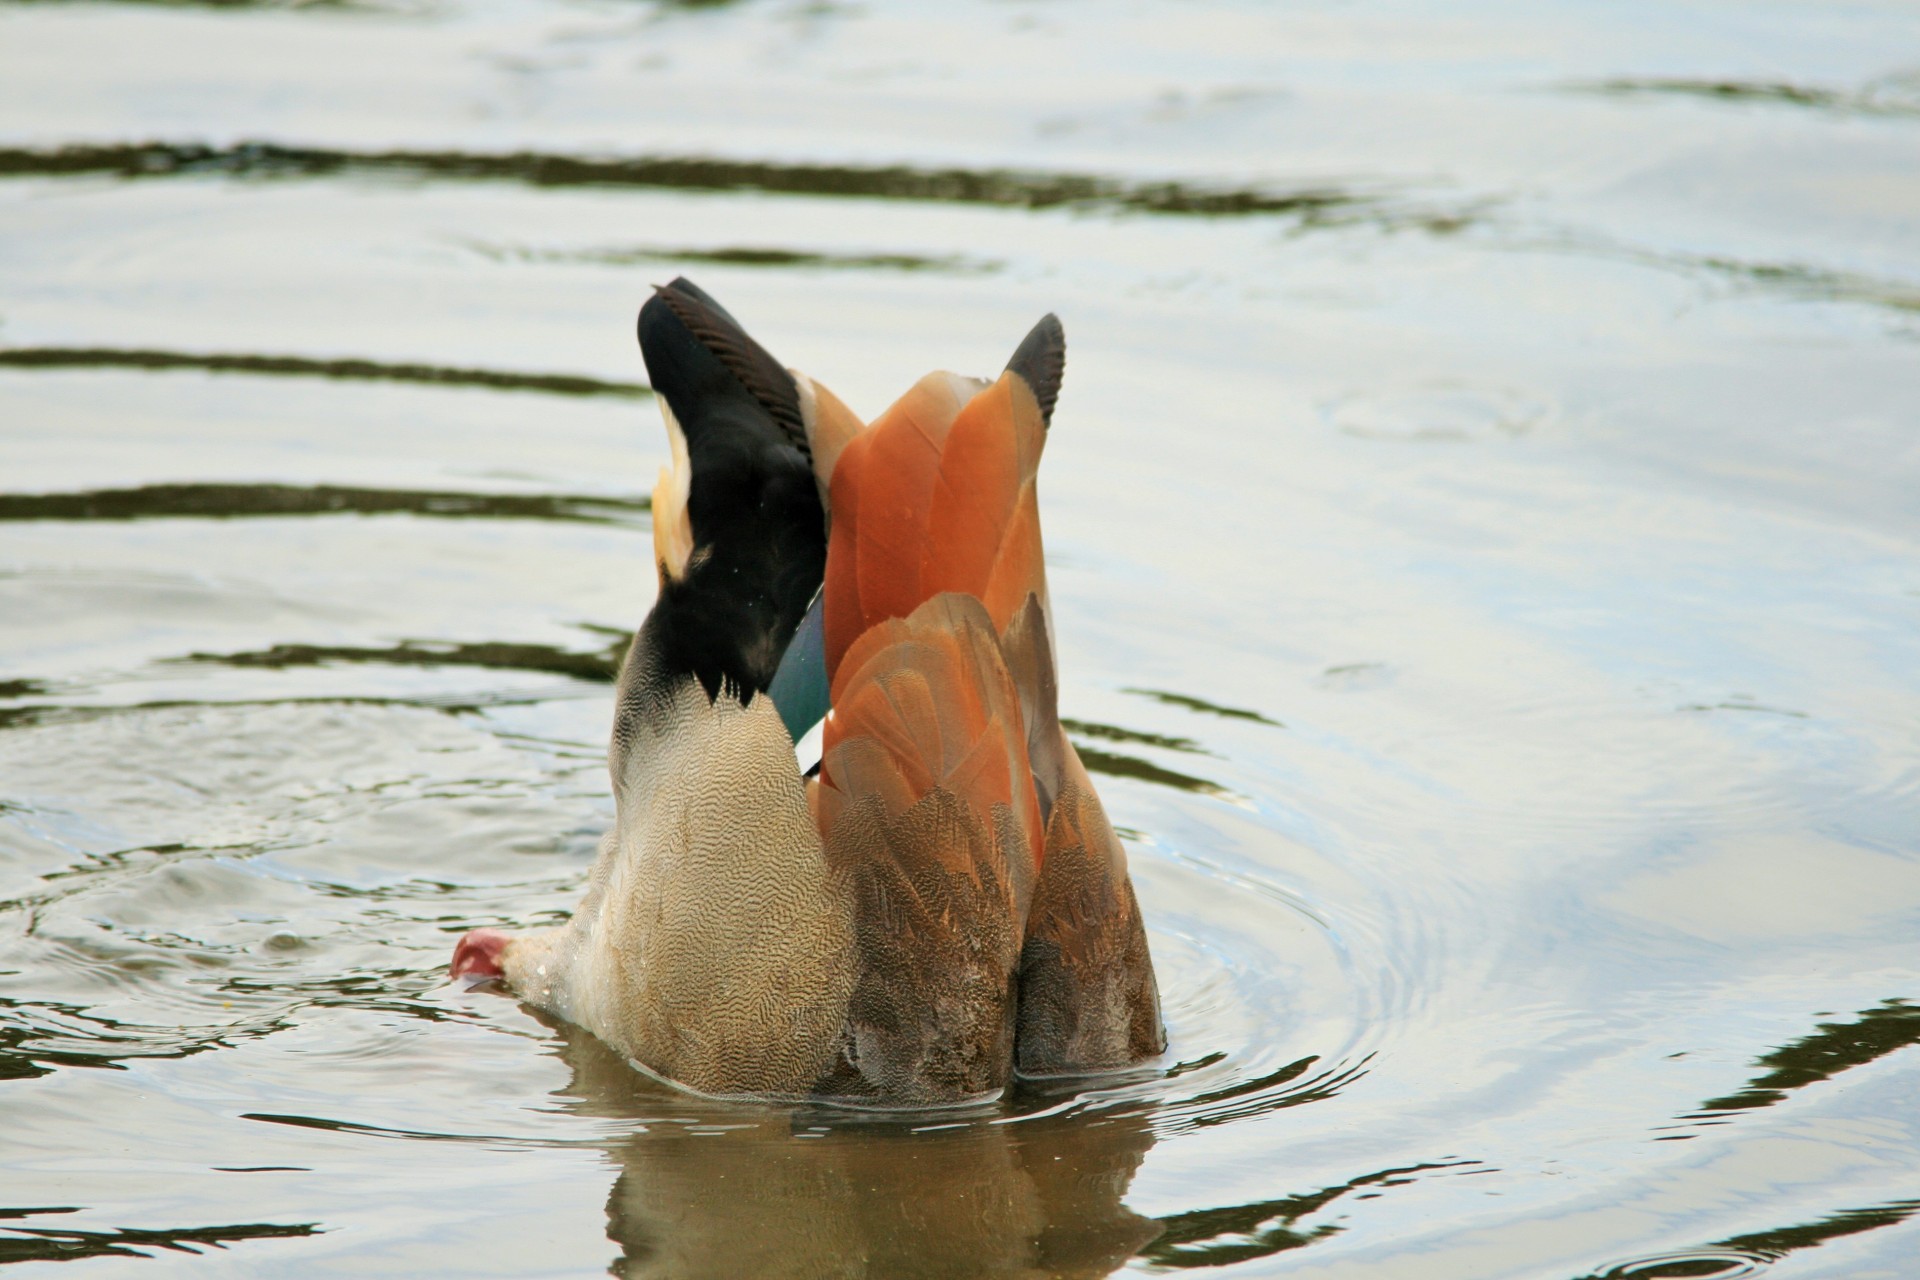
[453,279,1163,1105]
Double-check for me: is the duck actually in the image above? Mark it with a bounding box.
[452,278,1163,1106]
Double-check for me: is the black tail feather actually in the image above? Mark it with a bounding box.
[643,279,810,457]
[1004,313,1065,428]
[634,279,826,702]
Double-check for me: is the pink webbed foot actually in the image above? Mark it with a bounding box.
[451,928,510,982]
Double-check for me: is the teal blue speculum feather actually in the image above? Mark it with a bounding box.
[768,591,829,743]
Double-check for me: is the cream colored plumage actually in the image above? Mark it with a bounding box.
[503,671,853,1097]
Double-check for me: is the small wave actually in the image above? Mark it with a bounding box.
[1572,75,1920,120]
[1072,743,1231,798]
[463,239,997,275]
[171,634,633,684]
[0,140,1400,220]
[0,0,356,10]
[1151,1053,1374,1135]
[1059,717,1209,756]
[1123,687,1283,727]
[0,693,560,732]
[1686,998,1920,1117]
[0,993,274,1079]
[1142,1159,1482,1269]
[1575,1197,1920,1278]
[241,1110,602,1150]
[0,1214,319,1266]
[0,482,649,524]
[0,346,651,398]
[1576,1248,1765,1280]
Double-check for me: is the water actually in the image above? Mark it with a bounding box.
[2,0,1918,1274]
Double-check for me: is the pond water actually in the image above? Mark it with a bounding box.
[3,0,1919,1275]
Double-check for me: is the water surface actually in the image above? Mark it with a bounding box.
[2,0,1919,1275]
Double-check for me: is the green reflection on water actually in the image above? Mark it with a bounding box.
[1058,718,1206,756]
[467,240,996,275]
[175,636,632,684]
[1571,1197,1920,1279]
[0,346,651,399]
[0,141,1385,219]
[1143,1160,1477,1269]
[1696,998,1920,1114]
[1577,76,1920,119]
[0,0,348,8]
[1717,1198,1920,1263]
[1122,687,1282,728]
[1070,744,1226,797]
[0,1214,319,1265]
[0,483,649,525]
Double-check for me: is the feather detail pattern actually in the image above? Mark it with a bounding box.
[811,594,1040,1102]
[506,646,855,1099]
[815,315,1165,1091]
[1017,747,1166,1074]
[458,287,1162,1104]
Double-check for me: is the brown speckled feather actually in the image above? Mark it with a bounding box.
[813,317,1164,1095]
[815,594,1040,1103]
[1000,581,1165,1073]
[1016,745,1167,1075]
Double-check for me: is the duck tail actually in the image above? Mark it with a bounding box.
[634,279,828,704]
[819,313,1062,683]
[813,312,1164,1086]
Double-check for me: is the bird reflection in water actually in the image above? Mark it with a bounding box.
[548,1020,1161,1279]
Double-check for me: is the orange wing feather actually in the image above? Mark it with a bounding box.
[824,371,1047,679]
[819,361,1057,879]
[810,317,1164,1093]
[817,362,1055,913]
[818,595,1041,875]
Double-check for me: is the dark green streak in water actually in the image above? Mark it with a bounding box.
[470,241,996,274]
[176,636,632,684]
[1578,77,1920,118]
[0,483,649,525]
[1143,1161,1471,1268]
[1569,1198,1920,1279]
[1181,1054,1318,1109]
[0,693,544,733]
[0,0,737,9]
[225,969,477,1025]
[1161,1051,1229,1079]
[0,346,651,399]
[1717,1198,1920,1262]
[0,996,283,1079]
[0,1219,319,1264]
[1122,687,1283,727]
[0,0,344,7]
[1059,717,1206,755]
[1071,743,1227,797]
[0,1016,122,1080]
[241,1110,578,1148]
[0,141,1375,219]
[1165,1055,1374,1135]
[1694,998,1920,1114]
[1680,256,1920,316]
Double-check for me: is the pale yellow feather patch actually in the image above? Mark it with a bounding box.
[652,402,694,582]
